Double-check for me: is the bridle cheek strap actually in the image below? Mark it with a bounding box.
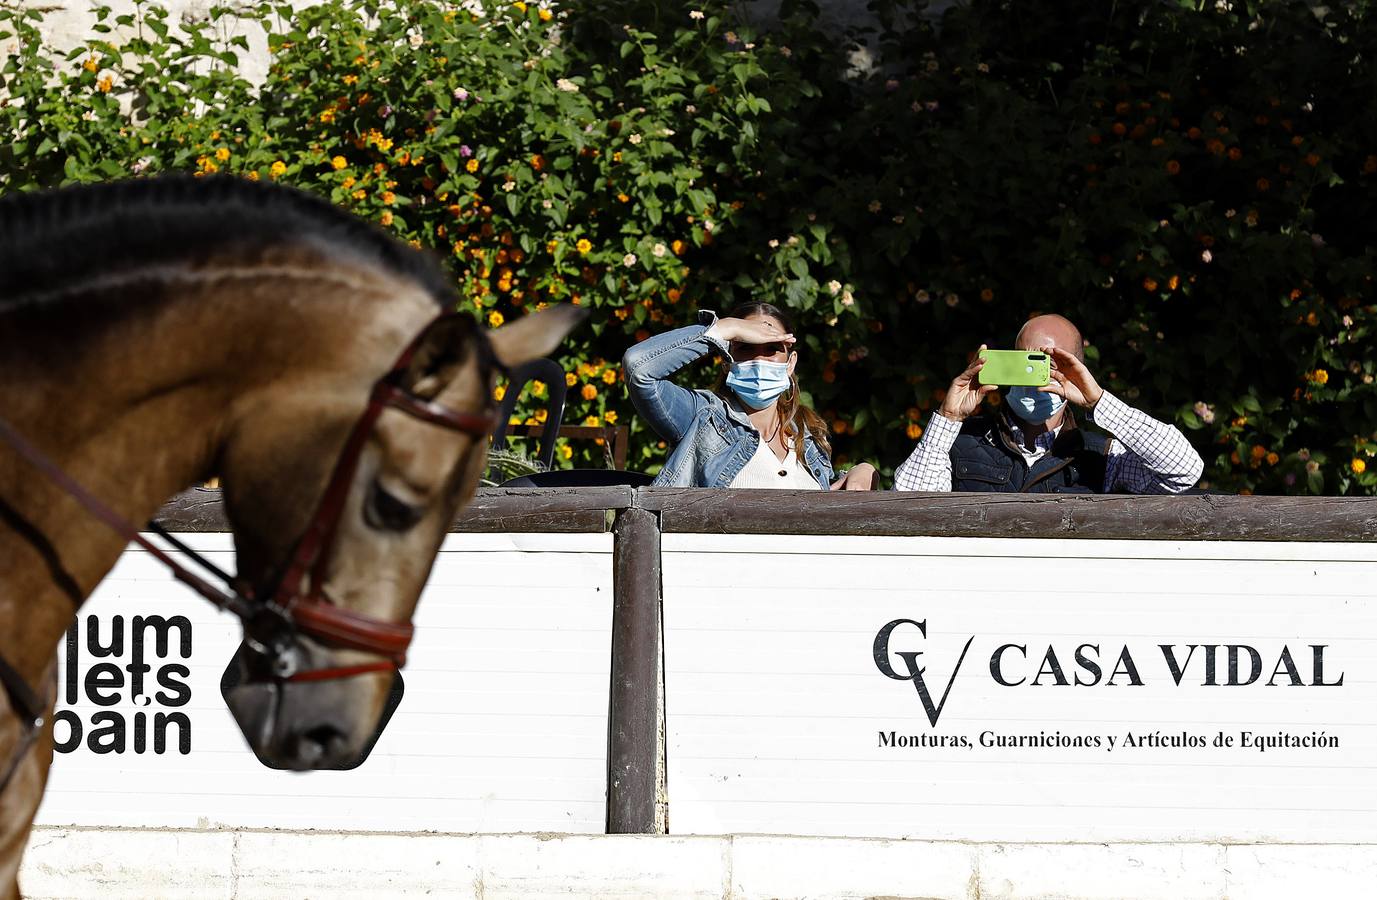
[265,312,496,680]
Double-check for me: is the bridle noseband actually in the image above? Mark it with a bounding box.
[0,310,498,719]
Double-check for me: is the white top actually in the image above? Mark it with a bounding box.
[730,437,821,489]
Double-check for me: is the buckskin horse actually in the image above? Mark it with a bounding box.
[0,176,582,897]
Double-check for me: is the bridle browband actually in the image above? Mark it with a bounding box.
[0,311,498,756]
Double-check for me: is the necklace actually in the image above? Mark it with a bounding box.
[762,413,784,446]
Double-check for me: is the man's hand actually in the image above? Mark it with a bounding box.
[1041,346,1104,408]
[939,345,1000,422]
[830,462,878,491]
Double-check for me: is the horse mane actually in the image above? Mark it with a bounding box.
[0,175,455,310]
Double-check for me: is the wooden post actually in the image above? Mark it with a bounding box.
[606,505,662,833]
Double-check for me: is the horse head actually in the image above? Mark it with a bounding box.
[215,304,582,770]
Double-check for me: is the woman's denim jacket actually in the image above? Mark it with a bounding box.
[622,310,834,489]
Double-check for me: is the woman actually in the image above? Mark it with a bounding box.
[622,302,877,489]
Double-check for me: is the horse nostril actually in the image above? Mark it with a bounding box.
[287,724,347,769]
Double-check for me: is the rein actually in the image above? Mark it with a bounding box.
[0,311,497,779]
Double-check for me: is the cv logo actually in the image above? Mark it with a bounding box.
[873,618,973,727]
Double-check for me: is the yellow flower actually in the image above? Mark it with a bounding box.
[245,171,260,181]
[563,372,577,387]
[576,238,592,254]
[1312,368,1329,385]
[671,239,685,255]
[581,384,598,401]
[584,415,601,427]
[331,155,347,170]
[535,409,548,423]
[488,311,505,327]
[513,1,527,11]
[602,369,617,385]
[97,76,113,93]
[270,160,287,178]
[353,189,367,200]
[320,109,336,124]
[380,211,393,226]
[83,57,98,73]
[538,7,553,22]
[376,137,393,152]
[381,191,396,205]
[466,158,480,173]
[342,176,356,189]
[559,444,573,460]
[1352,458,1367,474]
[494,385,506,401]
[343,74,358,86]
[603,410,618,425]
[215,147,230,162]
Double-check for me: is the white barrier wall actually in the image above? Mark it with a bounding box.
[21,523,1377,897]
[36,531,613,834]
[662,534,1377,843]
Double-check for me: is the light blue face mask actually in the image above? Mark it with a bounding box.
[1006,385,1065,424]
[726,359,792,410]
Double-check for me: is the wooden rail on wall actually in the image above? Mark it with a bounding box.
[153,487,1377,836]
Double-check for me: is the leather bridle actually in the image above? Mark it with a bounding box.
[0,311,498,784]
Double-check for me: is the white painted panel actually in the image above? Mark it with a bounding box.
[35,532,612,833]
[663,534,1377,842]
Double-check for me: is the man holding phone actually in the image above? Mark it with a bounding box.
[894,314,1203,493]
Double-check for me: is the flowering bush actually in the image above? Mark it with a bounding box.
[3,0,1375,493]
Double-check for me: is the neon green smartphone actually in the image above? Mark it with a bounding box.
[977,349,1051,386]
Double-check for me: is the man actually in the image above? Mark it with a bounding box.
[894,314,1203,493]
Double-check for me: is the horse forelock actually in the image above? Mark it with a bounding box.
[0,175,456,314]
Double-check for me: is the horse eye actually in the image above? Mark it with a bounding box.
[364,481,425,532]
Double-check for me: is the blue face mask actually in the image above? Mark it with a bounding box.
[1006,385,1064,424]
[726,359,792,410]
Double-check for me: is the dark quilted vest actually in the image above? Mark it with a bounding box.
[950,414,1108,493]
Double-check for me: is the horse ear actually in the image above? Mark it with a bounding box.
[487,304,588,369]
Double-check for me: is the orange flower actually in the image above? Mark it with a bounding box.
[581,384,597,401]
[97,75,113,93]
[380,210,393,226]
[1266,452,1279,466]
[980,287,994,302]
[1167,275,1180,291]
[1353,458,1367,475]
[1305,152,1321,167]
[1187,127,1202,140]
[1227,147,1242,161]
[1111,123,1127,137]
[1143,277,1159,292]
[530,154,545,171]
[1166,160,1181,175]
[602,369,617,385]
[671,240,685,255]
[906,422,923,441]
[1250,444,1266,461]
[1257,177,1271,192]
